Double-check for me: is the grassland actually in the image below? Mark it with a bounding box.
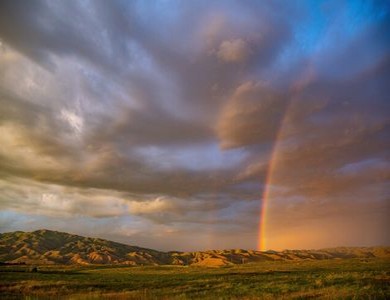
[1,258,389,299]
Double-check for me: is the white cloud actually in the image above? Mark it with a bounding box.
[129,197,174,215]
[60,109,84,135]
[0,177,131,218]
[217,39,251,63]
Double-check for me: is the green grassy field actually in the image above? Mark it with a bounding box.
[1,258,389,299]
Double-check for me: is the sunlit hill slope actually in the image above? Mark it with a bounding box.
[1,230,388,266]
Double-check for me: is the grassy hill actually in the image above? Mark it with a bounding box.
[0,229,388,266]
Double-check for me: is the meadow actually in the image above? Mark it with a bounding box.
[0,258,389,299]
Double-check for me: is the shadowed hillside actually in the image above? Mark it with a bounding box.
[1,230,389,266]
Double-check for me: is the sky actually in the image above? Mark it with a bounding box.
[0,0,389,251]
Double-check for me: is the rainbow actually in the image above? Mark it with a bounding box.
[257,140,279,251]
[256,71,312,251]
[257,125,284,251]
[257,97,296,251]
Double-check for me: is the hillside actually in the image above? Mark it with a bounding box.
[0,229,170,265]
[0,230,389,266]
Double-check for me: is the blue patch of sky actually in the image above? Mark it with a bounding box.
[337,157,389,175]
[214,199,258,222]
[130,0,189,52]
[0,210,147,236]
[271,2,327,74]
[0,210,30,232]
[315,0,389,79]
[134,142,247,172]
[273,0,389,75]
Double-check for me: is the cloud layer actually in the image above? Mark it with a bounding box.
[0,0,389,250]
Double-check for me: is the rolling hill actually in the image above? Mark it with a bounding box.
[0,229,388,266]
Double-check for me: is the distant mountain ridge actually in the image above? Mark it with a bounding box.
[1,229,389,266]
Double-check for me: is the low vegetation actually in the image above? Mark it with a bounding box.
[1,258,389,299]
